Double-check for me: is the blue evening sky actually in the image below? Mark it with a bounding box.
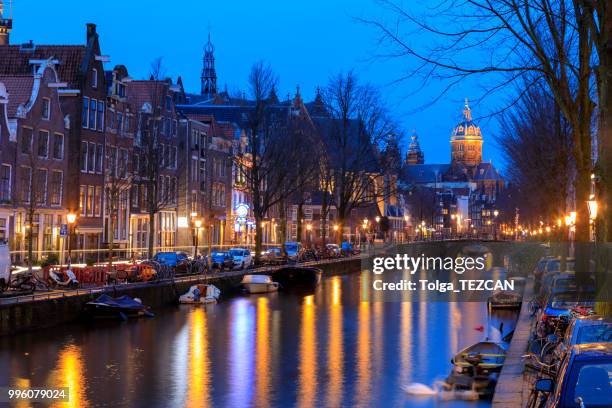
[7,0,505,169]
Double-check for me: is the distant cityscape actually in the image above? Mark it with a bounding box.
[0,9,507,265]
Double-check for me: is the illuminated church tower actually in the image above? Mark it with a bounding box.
[200,33,217,97]
[406,130,425,165]
[0,0,13,45]
[450,99,482,167]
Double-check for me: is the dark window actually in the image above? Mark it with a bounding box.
[165,95,172,111]
[0,165,10,202]
[35,168,47,205]
[19,166,31,203]
[82,97,89,128]
[89,99,96,130]
[53,133,64,159]
[49,171,62,206]
[97,101,104,131]
[41,98,50,120]
[81,142,88,172]
[117,112,123,134]
[21,127,32,154]
[96,144,103,174]
[88,142,96,173]
[37,130,49,158]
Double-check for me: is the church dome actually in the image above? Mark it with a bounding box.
[451,99,482,141]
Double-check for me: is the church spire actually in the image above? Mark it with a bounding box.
[463,97,472,122]
[201,32,217,97]
[406,130,424,165]
[0,0,13,45]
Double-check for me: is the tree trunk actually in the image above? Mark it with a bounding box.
[147,210,155,259]
[108,214,115,270]
[336,217,345,245]
[296,202,304,244]
[279,200,287,245]
[27,217,33,273]
[254,213,263,264]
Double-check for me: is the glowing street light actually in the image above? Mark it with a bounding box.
[66,212,77,267]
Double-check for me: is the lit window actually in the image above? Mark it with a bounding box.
[91,68,98,89]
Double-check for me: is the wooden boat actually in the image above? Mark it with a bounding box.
[84,294,154,320]
[179,284,221,304]
[487,291,522,309]
[447,341,506,397]
[241,274,279,294]
[270,266,322,289]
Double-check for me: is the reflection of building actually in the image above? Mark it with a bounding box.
[402,100,504,236]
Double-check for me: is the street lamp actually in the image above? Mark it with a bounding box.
[66,212,77,267]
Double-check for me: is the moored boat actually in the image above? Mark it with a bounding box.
[84,294,154,320]
[487,291,522,309]
[447,341,506,398]
[270,266,322,289]
[241,274,279,294]
[179,284,221,304]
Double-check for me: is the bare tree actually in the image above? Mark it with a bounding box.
[15,139,47,271]
[104,131,132,269]
[135,58,179,259]
[497,82,573,224]
[363,0,596,241]
[240,61,319,261]
[318,71,397,244]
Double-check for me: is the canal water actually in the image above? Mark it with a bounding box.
[0,269,518,408]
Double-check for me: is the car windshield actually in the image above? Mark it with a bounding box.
[551,294,595,309]
[212,252,226,258]
[229,249,243,256]
[576,325,612,344]
[570,361,612,407]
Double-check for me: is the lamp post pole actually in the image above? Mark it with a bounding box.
[194,219,202,258]
[66,212,77,267]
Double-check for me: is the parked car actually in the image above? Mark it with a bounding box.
[284,242,302,261]
[538,291,596,335]
[534,343,612,407]
[210,251,234,271]
[153,251,189,267]
[261,247,284,265]
[553,316,612,361]
[229,248,253,269]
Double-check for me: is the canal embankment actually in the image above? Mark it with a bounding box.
[0,256,362,336]
[492,278,535,407]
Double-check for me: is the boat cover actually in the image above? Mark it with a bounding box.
[88,294,144,310]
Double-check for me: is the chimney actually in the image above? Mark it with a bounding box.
[86,23,97,42]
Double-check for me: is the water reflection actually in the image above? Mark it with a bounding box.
[229,299,255,407]
[0,269,518,408]
[297,295,317,408]
[255,297,270,407]
[48,343,89,408]
[187,308,210,408]
[326,276,344,407]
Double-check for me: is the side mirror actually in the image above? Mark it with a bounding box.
[535,378,554,393]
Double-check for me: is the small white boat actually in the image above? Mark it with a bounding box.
[179,284,221,304]
[241,274,279,294]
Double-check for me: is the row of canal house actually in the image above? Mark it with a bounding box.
[0,24,234,263]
